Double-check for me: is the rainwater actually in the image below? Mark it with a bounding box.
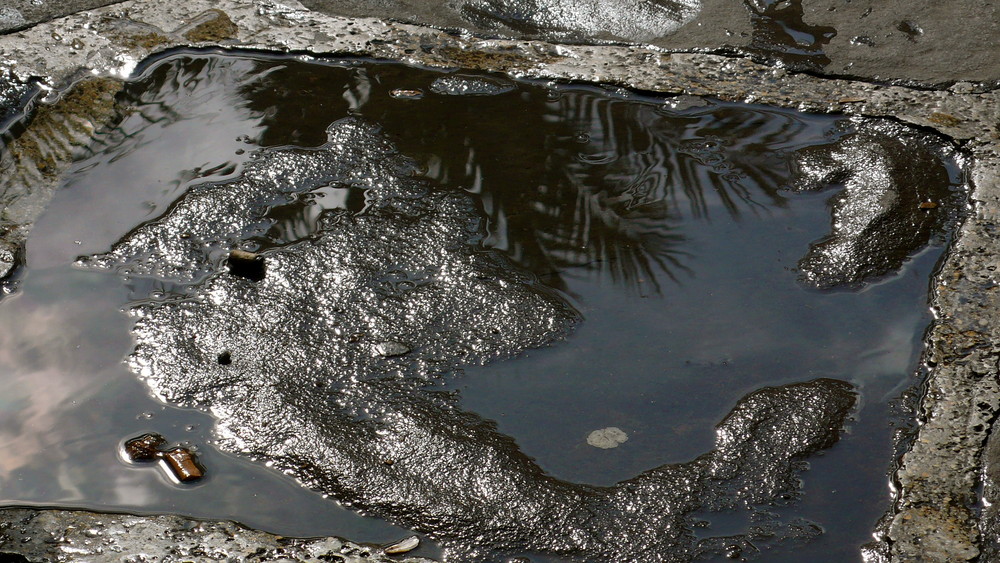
[0,50,964,562]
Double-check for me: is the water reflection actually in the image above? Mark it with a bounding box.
[82,111,857,563]
[0,51,965,562]
[0,271,127,487]
[223,57,855,295]
[742,0,837,71]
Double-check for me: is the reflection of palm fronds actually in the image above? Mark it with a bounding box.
[482,91,804,294]
[225,60,700,294]
[107,55,829,297]
[524,178,689,295]
[232,60,819,296]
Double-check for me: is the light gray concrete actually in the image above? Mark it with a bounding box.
[0,0,125,33]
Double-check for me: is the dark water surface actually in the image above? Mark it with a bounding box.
[0,50,964,561]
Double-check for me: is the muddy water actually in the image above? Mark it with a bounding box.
[0,50,964,562]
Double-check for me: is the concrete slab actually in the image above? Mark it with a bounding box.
[0,0,126,33]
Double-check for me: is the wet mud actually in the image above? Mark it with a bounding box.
[0,49,968,562]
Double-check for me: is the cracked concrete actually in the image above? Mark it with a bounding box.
[1,0,999,561]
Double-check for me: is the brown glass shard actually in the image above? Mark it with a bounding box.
[162,448,205,482]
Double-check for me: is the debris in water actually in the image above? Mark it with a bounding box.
[123,433,167,461]
[919,201,939,209]
[587,427,629,449]
[162,447,205,482]
[390,89,424,100]
[122,433,205,483]
[383,535,420,554]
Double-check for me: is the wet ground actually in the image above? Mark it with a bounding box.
[297,0,1000,85]
[4,0,1000,85]
[0,48,967,562]
[1,1,1000,562]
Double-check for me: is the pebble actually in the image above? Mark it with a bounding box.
[587,427,628,449]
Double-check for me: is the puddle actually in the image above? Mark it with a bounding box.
[742,0,837,71]
[0,50,965,562]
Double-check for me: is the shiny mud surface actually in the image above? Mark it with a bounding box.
[0,50,964,561]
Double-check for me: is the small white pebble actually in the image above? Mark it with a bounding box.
[587,427,628,449]
[373,341,410,357]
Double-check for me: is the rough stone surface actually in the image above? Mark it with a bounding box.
[0,1,126,33]
[0,0,998,562]
[5,0,1000,85]
[893,147,1000,563]
[0,508,435,563]
[297,0,1000,85]
[790,118,964,289]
